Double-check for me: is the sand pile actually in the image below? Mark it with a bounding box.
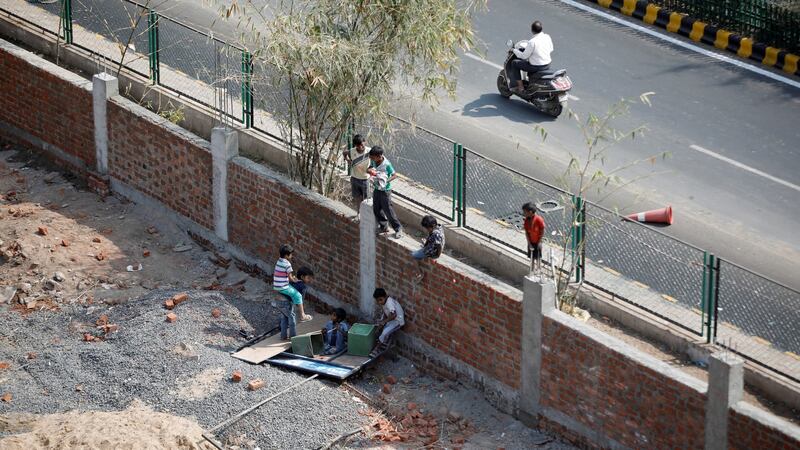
[0,400,214,449]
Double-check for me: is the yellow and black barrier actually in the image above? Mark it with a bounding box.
[587,0,799,77]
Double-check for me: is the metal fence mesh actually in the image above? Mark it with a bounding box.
[584,204,705,334]
[462,149,571,257]
[717,260,800,355]
[71,0,149,76]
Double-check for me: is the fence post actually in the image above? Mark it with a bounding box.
[211,127,239,241]
[147,9,160,85]
[704,352,744,450]
[452,142,458,223]
[460,144,466,227]
[241,50,253,128]
[60,0,73,45]
[702,251,720,343]
[571,195,585,283]
[520,275,556,427]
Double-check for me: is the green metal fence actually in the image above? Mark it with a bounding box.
[653,0,800,53]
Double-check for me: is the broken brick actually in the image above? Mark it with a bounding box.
[96,315,109,326]
[400,417,413,428]
[171,292,189,306]
[407,402,417,411]
[247,379,265,391]
[26,352,36,360]
[95,252,105,261]
[386,375,397,385]
[0,362,9,370]
[1,393,11,402]
[211,308,221,318]
[92,237,101,243]
[451,435,465,444]
[164,299,175,310]
[37,226,48,236]
[166,312,177,323]
[83,333,95,342]
[231,370,242,382]
[382,384,391,394]
[61,239,70,247]
[146,226,158,234]
[142,250,150,257]
[101,324,118,334]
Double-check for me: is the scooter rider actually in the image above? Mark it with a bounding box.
[510,21,554,94]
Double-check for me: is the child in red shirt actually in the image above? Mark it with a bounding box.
[522,202,545,275]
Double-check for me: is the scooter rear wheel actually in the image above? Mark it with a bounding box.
[547,104,563,118]
[497,72,512,98]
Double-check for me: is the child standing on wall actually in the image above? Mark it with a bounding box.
[367,146,403,239]
[522,202,546,276]
[274,245,312,341]
[321,307,350,355]
[370,288,404,357]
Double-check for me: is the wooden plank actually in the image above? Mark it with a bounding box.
[331,354,371,368]
[232,315,327,364]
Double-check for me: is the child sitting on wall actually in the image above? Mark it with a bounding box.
[321,307,349,355]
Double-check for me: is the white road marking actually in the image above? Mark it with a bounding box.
[555,0,800,89]
[465,52,503,70]
[689,144,800,192]
[464,52,580,100]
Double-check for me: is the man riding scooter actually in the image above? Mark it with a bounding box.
[509,21,553,95]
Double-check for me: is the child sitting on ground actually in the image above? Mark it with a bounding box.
[370,288,404,357]
[321,307,349,355]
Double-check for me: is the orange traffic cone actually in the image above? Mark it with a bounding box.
[627,206,673,225]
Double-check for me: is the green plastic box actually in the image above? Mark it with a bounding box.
[291,332,324,357]
[347,323,377,356]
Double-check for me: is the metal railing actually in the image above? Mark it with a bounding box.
[653,0,800,53]
[6,0,799,383]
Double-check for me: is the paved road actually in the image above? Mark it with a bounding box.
[26,0,800,290]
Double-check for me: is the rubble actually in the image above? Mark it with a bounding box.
[247,379,265,391]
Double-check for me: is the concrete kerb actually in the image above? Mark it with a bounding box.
[581,0,800,76]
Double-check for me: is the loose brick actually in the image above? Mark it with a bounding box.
[0,362,10,370]
[83,333,95,342]
[172,292,189,306]
[211,308,222,318]
[407,402,417,411]
[37,226,48,236]
[96,314,109,326]
[164,299,175,310]
[166,312,177,323]
[143,250,150,257]
[61,239,69,247]
[231,370,242,382]
[247,379,265,391]
[1,393,11,402]
[92,237,101,243]
[382,384,392,394]
[386,375,397,385]
[26,352,36,360]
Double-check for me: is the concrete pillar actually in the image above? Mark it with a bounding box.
[92,73,118,175]
[359,199,376,318]
[705,352,744,450]
[520,276,556,427]
[211,126,239,241]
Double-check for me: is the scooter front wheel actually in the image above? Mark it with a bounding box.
[497,71,512,98]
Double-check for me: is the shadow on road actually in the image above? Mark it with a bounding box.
[460,93,558,123]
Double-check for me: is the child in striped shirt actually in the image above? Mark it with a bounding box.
[274,245,312,340]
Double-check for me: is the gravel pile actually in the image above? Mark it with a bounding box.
[0,289,368,449]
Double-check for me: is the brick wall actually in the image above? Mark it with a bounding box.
[106,100,214,230]
[0,45,95,170]
[540,315,707,448]
[375,238,523,390]
[728,405,800,450]
[226,158,362,305]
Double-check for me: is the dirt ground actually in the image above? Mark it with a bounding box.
[0,145,576,449]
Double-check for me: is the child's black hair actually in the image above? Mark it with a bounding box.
[279,244,294,258]
[333,307,347,322]
[421,215,437,228]
[373,287,387,299]
[368,146,384,157]
[521,202,537,213]
[352,134,365,147]
[297,266,314,278]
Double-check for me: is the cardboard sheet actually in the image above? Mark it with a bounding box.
[329,354,371,368]
[232,315,327,364]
